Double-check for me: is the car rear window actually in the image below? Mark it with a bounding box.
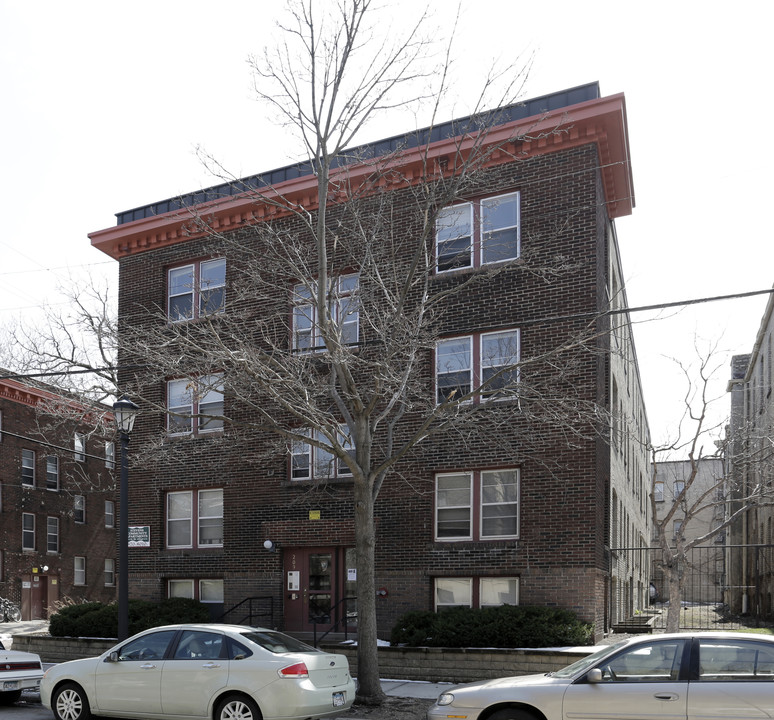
[240,631,321,654]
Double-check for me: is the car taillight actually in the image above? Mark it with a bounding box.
[278,662,309,679]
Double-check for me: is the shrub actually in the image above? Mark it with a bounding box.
[390,605,593,648]
[49,598,211,639]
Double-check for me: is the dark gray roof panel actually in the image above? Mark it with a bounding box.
[115,82,600,226]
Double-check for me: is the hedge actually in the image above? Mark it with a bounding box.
[390,605,594,648]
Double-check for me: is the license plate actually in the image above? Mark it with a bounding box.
[332,692,346,707]
[3,681,19,691]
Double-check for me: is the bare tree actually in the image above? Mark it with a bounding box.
[648,347,774,632]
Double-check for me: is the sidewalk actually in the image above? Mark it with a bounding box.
[380,679,452,698]
[0,620,49,649]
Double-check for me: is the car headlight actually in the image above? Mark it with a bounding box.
[437,693,455,706]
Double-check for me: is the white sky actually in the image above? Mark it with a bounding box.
[1,0,772,450]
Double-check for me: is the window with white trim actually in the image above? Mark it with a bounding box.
[291,427,354,481]
[46,456,59,491]
[105,558,115,586]
[105,500,115,528]
[74,556,86,585]
[74,495,86,524]
[168,258,226,321]
[22,513,35,550]
[47,517,59,553]
[436,329,519,404]
[168,578,224,603]
[105,441,115,470]
[654,481,664,503]
[166,489,223,549]
[167,374,224,435]
[434,577,519,610]
[74,432,86,462]
[22,449,35,487]
[435,469,519,541]
[673,481,685,500]
[292,274,359,351]
[435,192,520,272]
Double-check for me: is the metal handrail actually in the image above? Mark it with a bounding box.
[313,596,357,647]
[217,596,274,626]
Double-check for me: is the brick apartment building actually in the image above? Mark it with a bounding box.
[89,82,652,638]
[0,376,117,619]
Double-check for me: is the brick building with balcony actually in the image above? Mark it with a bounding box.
[89,82,651,639]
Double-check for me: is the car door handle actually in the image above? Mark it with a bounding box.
[654,693,679,701]
[140,663,157,670]
[202,663,221,669]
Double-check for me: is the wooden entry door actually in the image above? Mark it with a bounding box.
[283,547,357,633]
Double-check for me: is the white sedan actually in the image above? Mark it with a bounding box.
[41,623,355,720]
[428,631,774,720]
[0,640,44,705]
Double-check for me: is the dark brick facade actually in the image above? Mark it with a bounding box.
[0,381,117,618]
[98,87,647,639]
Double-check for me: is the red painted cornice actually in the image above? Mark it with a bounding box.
[0,379,63,408]
[90,93,633,260]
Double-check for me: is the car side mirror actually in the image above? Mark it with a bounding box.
[587,668,603,683]
[105,651,120,663]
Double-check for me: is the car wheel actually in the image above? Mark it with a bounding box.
[216,694,261,720]
[0,689,23,705]
[487,708,538,720]
[52,682,92,720]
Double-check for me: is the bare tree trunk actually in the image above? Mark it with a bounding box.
[353,475,384,704]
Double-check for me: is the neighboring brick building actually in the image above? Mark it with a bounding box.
[90,82,651,638]
[726,288,774,616]
[0,376,117,619]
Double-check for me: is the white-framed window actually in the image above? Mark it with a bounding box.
[74,556,86,585]
[166,489,223,549]
[168,258,226,321]
[46,456,59,491]
[654,481,664,503]
[435,469,519,541]
[22,513,35,550]
[292,274,359,351]
[168,578,224,603]
[434,577,519,610]
[436,329,520,404]
[105,500,115,528]
[435,192,520,272]
[673,518,684,539]
[291,426,354,481]
[22,449,35,487]
[47,517,59,553]
[167,374,224,435]
[105,558,115,586]
[74,432,86,462]
[74,495,86,524]
[105,441,115,470]
[673,481,685,500]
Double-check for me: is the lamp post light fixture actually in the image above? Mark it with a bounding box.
[113,394,139,641]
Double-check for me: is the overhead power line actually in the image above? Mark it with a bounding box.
[0,287,772,382]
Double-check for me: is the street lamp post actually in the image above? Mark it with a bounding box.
[113,395,139,641]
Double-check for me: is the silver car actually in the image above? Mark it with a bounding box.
[0,640,44,705]
[428,631,774,720]
[41,623,355,720]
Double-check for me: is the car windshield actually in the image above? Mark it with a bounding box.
[240,630,320,654]
[550,640,629,678]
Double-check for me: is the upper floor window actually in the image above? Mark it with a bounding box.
[166,489,223,549]
[435,469,519,541]
[74,495,86,524]
[47,517,59,553]
[105,558,115,586]
[654,481,664,503]
[74,556,86,585]
[46,456,59,491]
[292,274,359,351]
[74,433,86,462]
[168,258,226,321]
[167,374,224,435]
[105,441,115,470]
[291,427,354,481]
[435,192,520,273]
[22,513,35,550]
[436,329,520,404]
[21,449,35,487]
[105,500,115,528]
[673,481,685,500]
